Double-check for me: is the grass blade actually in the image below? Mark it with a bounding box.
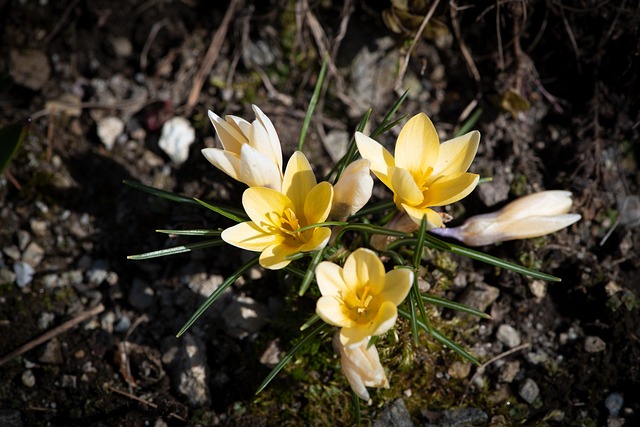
[0,118,30,174]
[155,229,222,236]
[127,239,224,260]
[193,198,247,223]
[298,56,328,152]
[123,180,201,206]
[298,248,324,296]
[421,294,491,319]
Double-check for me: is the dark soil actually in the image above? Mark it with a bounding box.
[1,1,639,426]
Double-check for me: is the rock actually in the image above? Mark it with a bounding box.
[3,246,21,261]
[13,261,34,288]
[0,409,23,427]
[10,49,51,90]
[496,324,522,348]
[528,280,546,300]
[426,407,489,427]
[110,36,133,58]
[87,259,109,285]
[372,398,413,427]
[519,378,540,404]
[22,242,45,268]
[162,334,210,406]
[607,417,625,427]
[525,350,549,365]
[39,338,64,364]
[457,283,500,319]
[584,336,606,353]
[222,294,269,339]
[114,315,131,333]
[259,339,281,368]
[242,39,278,67]
[17,230,30,251]
[448,361,471,379]
[322,130,350,163]
[37,312,55,330]
[21,369,36,387]
[128,278,155,310]
[499,360,520,383]
[30,219,48,237]
[158,117,195,166]
[604,392,624,417]
[96,116,125,150]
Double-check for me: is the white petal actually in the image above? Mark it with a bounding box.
[238,144,283,190]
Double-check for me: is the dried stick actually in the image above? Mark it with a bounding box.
[0,303,105,367]
[185,0,242,115]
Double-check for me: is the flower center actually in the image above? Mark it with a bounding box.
[415,166,434,193]
[278,207,303,240]
[352,285,374,318]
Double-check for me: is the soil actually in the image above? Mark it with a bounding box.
[1,1,639,426]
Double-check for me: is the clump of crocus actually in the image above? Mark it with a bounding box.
[431,190,582,246]
[315,248,413,348]
[356,113,480,229]
[202,105,283,190]
[222,151,333,269]
[330,159,374,221]
[332,332,389,401]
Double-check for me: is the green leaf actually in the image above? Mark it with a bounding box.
[127,239,224,260]
[177,257,260,337]
[123,180,201,206]
[299,313,320,331]
[370,89,409,139]
[453,108,482,137]
[0,119,30,174]
[298,248,324,296]
[256,322,329,395]
[298,56,328,152]
[421,294,491,319]
[412,215,431,334]
[155,229,222,236]
[193,198,247,223]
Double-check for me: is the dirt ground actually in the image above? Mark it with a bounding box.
[1,1,639,426]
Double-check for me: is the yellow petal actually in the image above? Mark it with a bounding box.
[201,148,241,181]
[394,113,439,175]
[432,130,480,176]
[221,221,283,251]
[252,105,283,169]
[282,151,316,215]
[242,187,292,230]
[259,241,299,270]
[401,204,443,228]
[224,114,251,139]
[238,144,283,190]
[317,296,356,328]
[354,132,394,188]
[297,227,332,252]
[208,110,245,154]
[369,301,398,337]
[343,248,386,294]
[339,324,371,349]
[389,166,423,206]
[424,172,479,206]
[380,269,413,305]
[316,262,348,296]
[304,182,333,225]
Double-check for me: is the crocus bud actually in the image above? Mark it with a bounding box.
[432,190,581,246]
[330,160,374,220]
[333,332,389,401]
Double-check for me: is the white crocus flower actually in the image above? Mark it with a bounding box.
[202,105,283,190]
[432,190,581,246]
[330,159,374,220]
[332,332,389,401]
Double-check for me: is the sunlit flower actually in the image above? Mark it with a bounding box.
[355,113,480,229]
[431,190,582,246]
[202,105,283,190]
[221,151,333,269]
[332,332,389,401]
[330,159,374,220]
[316,248,413,348]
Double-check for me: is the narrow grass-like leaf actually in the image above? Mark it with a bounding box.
[155,229,222,236]
[408,291,420,346]
[352,391,361,424]
[453,108,482,138]
[193,198,247,223]
[127,240,224,260]
[298,56,328,152]
[124,180,201,206]
[296,221,348,234]
[177,257,259,337]
[370,89,409,139]
[0,119,30,174]
[398,308,480,365]
[349,200,396,219]
[298,248,324,296]
[331,110,372,182]
[256,323,329,394]
[412,216,431,334]
[421,294,491,319]
[299,313,320,331]
[284,265,307,279]
[335,223,411,245]
[373,114,408,136]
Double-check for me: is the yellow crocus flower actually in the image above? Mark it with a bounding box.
[355,113,480,228]
[315,248,412,348]
[221,151,333,270]
[202,105,283,190]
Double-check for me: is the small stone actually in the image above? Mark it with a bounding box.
[87,259,109,285]
[21,369,36,387]
[17,230,30,251]
[114,315,131,333]
[604,392,624,417]
[10,49,51,90]
[322,130,350,163]
[448,361,471,379]
[499,360,520,383]
[442,407,489,427]
[161,334,210,406]
[457,283,500,319]
[605,281,622,297]
[526,350,549,365]
[584,336,606,353]
[158,116,195,165]
[372,398,414,427]
[607,417,625,427]
[22,242,45,268]
[13,262,34,288]
[96,116,125,150]
[128,278,155,310]
[259,339,281,368]
[37,312,55,330]
[222,294,269,339]
[3,246,21,261]
[39,338,64,364]
[110,36,133,58]
[0,409,23,427]
[30,219,48,237]
[528,280,546,300]
[496,324,522,348]
[519,378,540,404]
[61,374,77,388]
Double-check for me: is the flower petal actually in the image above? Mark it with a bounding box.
[238,144,283,190]
[339,325,371,349]
[500,190,574,220]
[224,114,251,140]
[369,301,398,337]
[493,214,582,243]
[425,172,479,206]
[252,105,283,169]
[316,262,348,296]
[401,204,443,228]
[343,248,386,294]
[380,269,413,305]
[221,221,283,251]
[242,187,292,230]
[317,296,356,328]
[208,110,245,154]
[389,166,424,206]
[331,159,374,219]
[297,227,332,252]
[201,148,241,181]
[259,241,299,270]
[394,113,439,175]
[355,132,394,188]
[304,181,333,225]
[432,130,480,176]
[282,151,316,215]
